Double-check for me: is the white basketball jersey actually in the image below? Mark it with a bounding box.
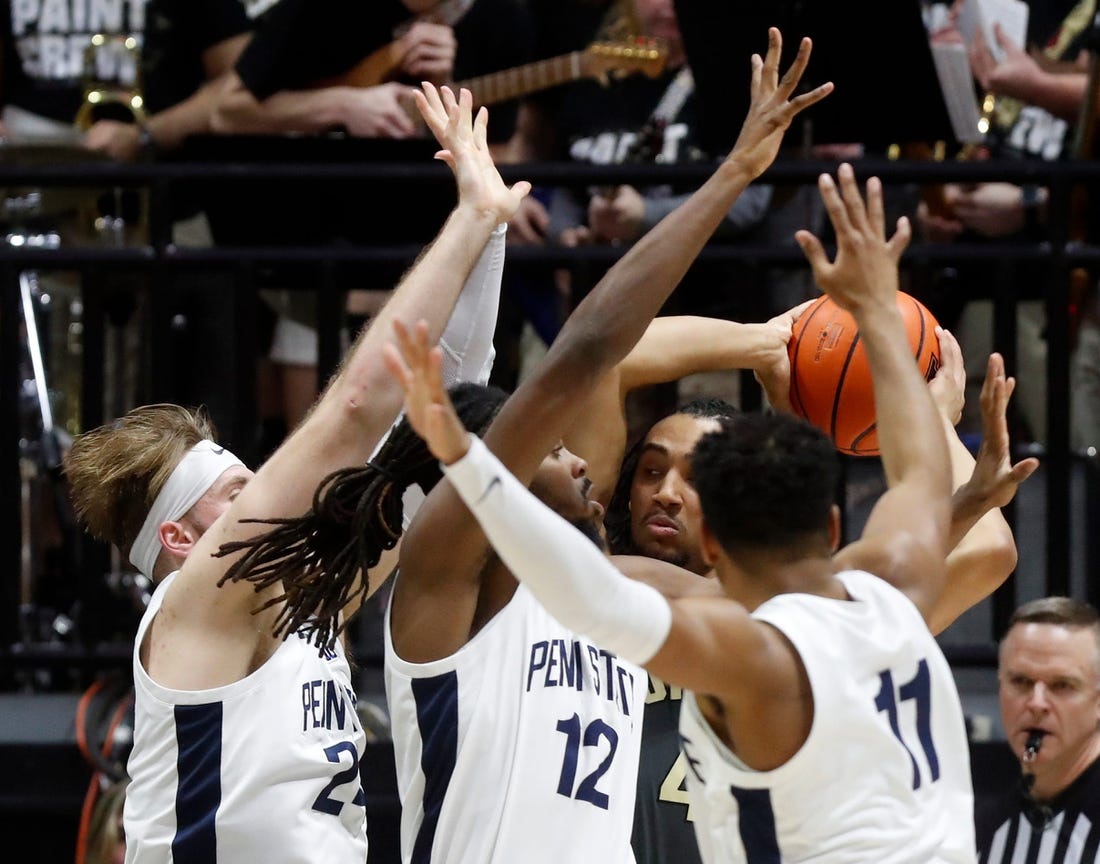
[678,570,975,863]
[385,581,646,864]
[124,572,368,864]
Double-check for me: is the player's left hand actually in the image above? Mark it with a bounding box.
[414,83,531,226]
[957,352,1039,511]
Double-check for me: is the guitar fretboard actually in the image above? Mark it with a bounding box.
[456,51,587,106]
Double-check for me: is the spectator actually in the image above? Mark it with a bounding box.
[977,596,1100,861]
[204,0,533,450]
[917,0,1096,447]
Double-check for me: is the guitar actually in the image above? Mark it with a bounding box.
[323,38,670,110]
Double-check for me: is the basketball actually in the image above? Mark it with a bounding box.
[787,292,941,457]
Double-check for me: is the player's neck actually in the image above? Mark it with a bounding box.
[718,554,840,612]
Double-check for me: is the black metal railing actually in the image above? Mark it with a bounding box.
[2,152,1096,684]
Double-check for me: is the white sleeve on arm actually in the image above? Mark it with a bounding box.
[438,222,507,387]
[378,223,507,525]
[443,436,673,665]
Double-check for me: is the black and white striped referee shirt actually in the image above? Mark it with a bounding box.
[977,760,1100,864]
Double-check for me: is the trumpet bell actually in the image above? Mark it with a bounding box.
[74,89,146,132]
[75,33,146,132]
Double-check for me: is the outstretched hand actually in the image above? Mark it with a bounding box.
[727,28,833,179]
[383,318,472,466]
[795,163,911,315]
[958,352,1039,511]
[413,83,531,225]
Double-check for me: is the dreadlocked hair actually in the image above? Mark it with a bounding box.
[215,382,510,653]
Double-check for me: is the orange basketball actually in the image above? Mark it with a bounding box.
[787,292,941,457]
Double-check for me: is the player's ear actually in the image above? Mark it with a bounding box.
[161,520,199,558]
[827,505,842,553]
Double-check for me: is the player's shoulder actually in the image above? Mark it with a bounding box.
[612,555,721,599]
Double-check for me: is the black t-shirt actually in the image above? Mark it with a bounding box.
[976,756,1100,863]
[446,0,533,142]
[235,0,408,99]
[142,0,251,114]
[1,0,149,122]
[199,0,533,258]
[550,65,773,320]
[986,0,1092,162]
[522,0,613,115]
[528,0,611,58]
[235,0,532,142]
[554,69,708,166]
[1028,0,1088,49]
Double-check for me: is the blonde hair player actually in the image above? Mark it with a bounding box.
[63,82,529,864]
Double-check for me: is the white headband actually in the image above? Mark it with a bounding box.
[129,439,245,579]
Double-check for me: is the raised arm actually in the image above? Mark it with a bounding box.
[815,166,953,621]
[930,345,1039,634]
[408,27,829,520]
[565,303,809,505]
[182,85,528,644]
[395,28,830,659]
[483,30,828,482]
[438,223,506,387]
[384,322,777,710]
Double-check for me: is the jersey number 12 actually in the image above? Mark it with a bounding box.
[555,714,619,809]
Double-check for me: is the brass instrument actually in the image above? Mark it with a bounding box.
[72,33,150,245]
[75,34,147,132]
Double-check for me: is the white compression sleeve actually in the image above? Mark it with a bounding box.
[438,222,506,388]
[375,223,507,525]
[443,436,672,665]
